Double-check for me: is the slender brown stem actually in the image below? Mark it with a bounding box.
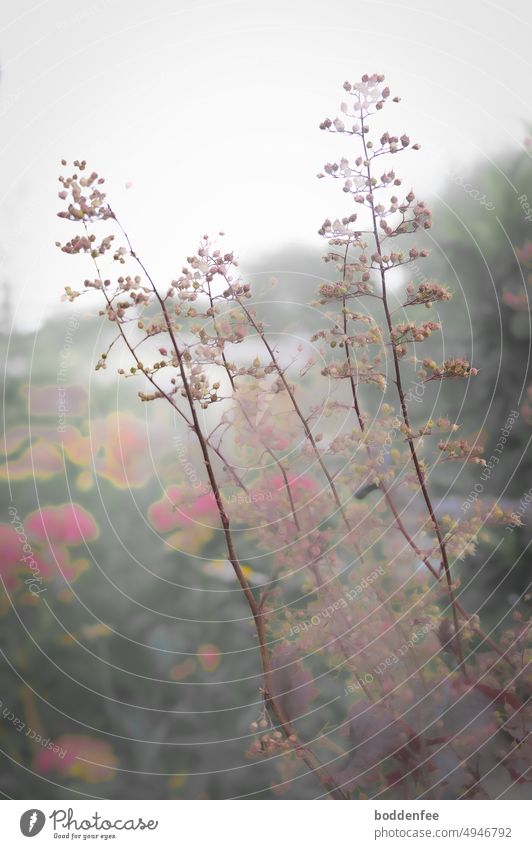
[100,213,348,799]
[204,274,302,533]
[341,290,511,666]
[225,284,350,526]
[357,116,465,672]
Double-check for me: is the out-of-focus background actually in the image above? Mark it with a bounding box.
[1,0,531,799]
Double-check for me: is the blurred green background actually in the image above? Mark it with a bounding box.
[1,142,531,799]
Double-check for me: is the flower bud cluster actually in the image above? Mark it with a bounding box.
[437,438,485,463]
[247,731,296,758]
[421,357,478,380]
[57,159,110,222]
[319,73,395,132]
[57,233,114,256]
[404,281,452,308]
[391,320,441,357]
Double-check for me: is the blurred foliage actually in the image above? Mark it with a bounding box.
[1,142,531,799]
[243,143,532,620]
[424,147,532,613]
[0,315,289,799]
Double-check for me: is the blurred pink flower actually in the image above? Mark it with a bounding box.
[36,735,118,783]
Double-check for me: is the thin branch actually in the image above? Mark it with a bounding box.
[101,210,349,800]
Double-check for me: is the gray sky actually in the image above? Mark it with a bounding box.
[1,0,531,329]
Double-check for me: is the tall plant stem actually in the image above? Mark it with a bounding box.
[204,277,302,533]
[358,120,465,671]
[225,287,350,527]
[100,213,348,800]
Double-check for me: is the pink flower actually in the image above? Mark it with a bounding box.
[36,735,118,783]
[197,643,221,672]
[25,504,98,545]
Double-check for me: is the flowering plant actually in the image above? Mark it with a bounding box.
[56,75,530,799]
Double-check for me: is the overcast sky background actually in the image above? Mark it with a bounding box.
[1,0,531,330]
